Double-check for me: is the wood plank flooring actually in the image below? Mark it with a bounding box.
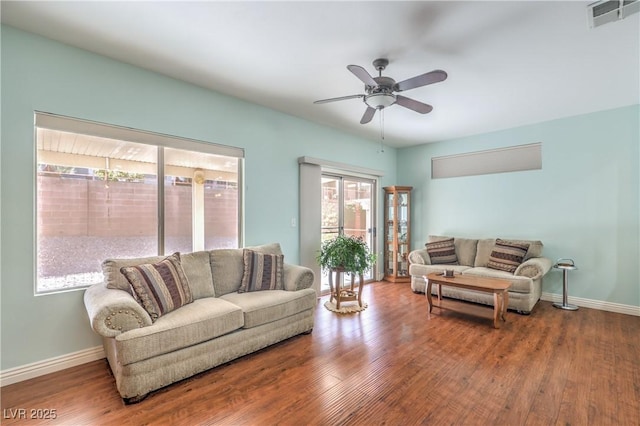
[2,282,639,425]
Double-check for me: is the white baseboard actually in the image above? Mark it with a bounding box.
[541,292,640,316]
[0,346,105,387]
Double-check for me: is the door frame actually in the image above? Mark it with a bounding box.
[298,156,384,298]
[320,171,377,294]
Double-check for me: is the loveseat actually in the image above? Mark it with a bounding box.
[408,236,552,314]
[83,243,316,403]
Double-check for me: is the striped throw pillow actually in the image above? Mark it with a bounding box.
[487,239,530,273]
[426,238,459,265]
[239,249,284,293]
[121,253,193,322]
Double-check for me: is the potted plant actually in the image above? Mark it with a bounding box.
[316,234,377,275]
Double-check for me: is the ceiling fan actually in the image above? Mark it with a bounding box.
[314,58,448,124]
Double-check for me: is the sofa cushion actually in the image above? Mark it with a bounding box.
[103,255,167,294]
[453,238,479,267]
[181,251,216,299]
[209,249,244,296]
[487,239,530,273]
[239,249,284,292]
[114,297,244,365]
[474,238,497,267]
[121,253,193,322]
[427,235,478,266]
[220,288,316,329]
[103,252,216,299]
[473,238,543,265]
[209,243,285,297]
[425,238,458,265]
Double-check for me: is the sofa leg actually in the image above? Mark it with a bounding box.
[302,328,313,335]
[516,310,531,315]
[123,394,148,405]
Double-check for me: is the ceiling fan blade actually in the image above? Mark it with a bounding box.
[394,70,448,92]
[360,106,376,124]
[395,95,433,114]
[347,65,378,87]
[314,94,364,104]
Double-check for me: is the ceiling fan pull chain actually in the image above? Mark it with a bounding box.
[379,108,385,153]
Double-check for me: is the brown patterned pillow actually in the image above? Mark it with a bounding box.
[121,253,193,322]
[238,249,284,293]
[426,238,459,265]
[487,239,530,273]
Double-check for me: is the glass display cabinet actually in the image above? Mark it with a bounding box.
[383,186,412,282]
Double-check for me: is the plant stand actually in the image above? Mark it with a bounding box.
[328,267,365,311]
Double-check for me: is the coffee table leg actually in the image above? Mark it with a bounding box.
[425,276,433,315]
[502,290,509,321]
[493,292,501,329]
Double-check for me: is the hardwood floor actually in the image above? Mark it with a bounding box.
[2,282,639,425]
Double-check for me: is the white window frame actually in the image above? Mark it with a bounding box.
[34,111,244,295]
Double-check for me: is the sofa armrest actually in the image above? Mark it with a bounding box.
[283,263,314,291]
[84,283,152,338]
[408,248,431,265]
[515,257,553,280]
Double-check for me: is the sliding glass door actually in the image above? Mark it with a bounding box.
[320,174,376,293]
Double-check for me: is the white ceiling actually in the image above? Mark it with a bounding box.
[2,1,639,148]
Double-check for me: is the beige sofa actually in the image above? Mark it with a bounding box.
[408,236,552,314]
[83,243,316,403]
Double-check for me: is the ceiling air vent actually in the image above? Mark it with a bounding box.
[587,0,640,28]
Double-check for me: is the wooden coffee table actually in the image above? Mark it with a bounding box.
[425,273,512,328]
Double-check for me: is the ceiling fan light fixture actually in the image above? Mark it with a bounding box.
[364,93,396,109]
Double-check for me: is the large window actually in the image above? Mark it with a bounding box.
[35,112,243,294]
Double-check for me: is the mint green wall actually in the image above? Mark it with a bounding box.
[0,26,397,370]
[398,105,640,307]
